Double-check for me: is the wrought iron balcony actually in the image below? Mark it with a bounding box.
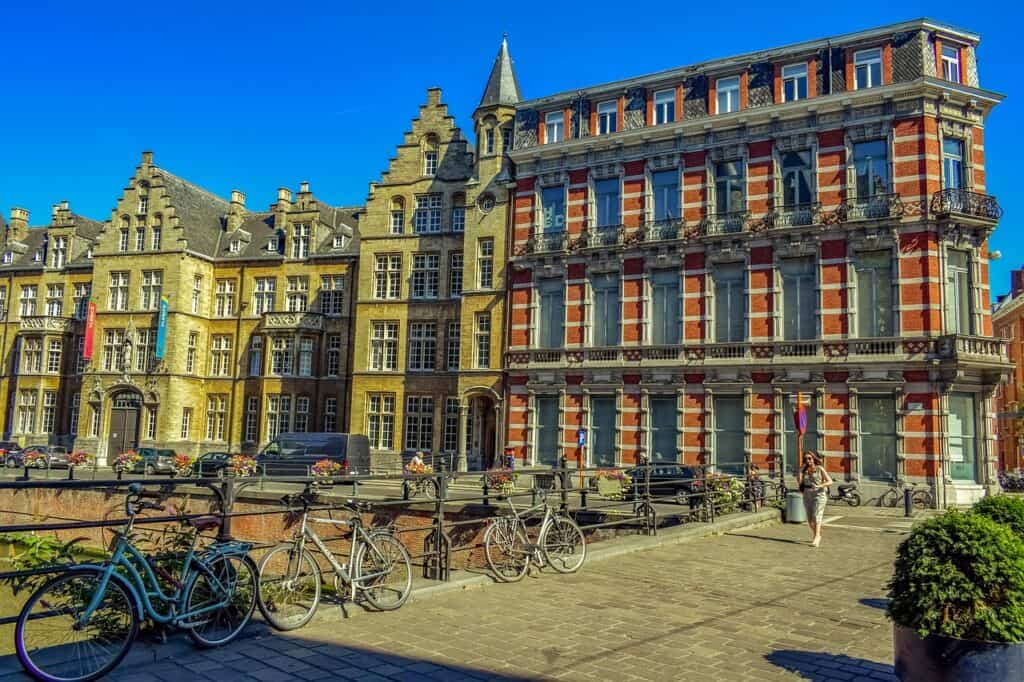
[589,225,623,247]
[838,193,903,222]
[525,231,567,254]
[261,311,324,332]
[930,189,1003,221]
[701,211,748,235]
[771,203,820,228]
[645,219,684,241]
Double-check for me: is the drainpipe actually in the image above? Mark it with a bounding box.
[227,264,246,452]
[341,255,357,433]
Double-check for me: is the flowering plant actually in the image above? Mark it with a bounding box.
[112,450,141,472]
[311,459,344,479]
[173,454,196,477]
[68,451,91,467]
[592,469,632,499]
[405,460,434,476]
[22,450,47,467]
[482,468,518,496]
[228,454,257,477]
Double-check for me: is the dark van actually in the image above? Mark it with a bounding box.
[254,433,370,477]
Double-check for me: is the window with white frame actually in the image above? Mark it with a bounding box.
[266,395,291,441]
[69,393,81,436]
[141,270,162,310]
[716,76,740,113]
[652,170,680,222]
[135,227,145,252]
[475,313,491,368]
[405,396,434,451]
[206,395,227,441]
[781,151,814,206]
[76,336,86,373]
[375,255,402,299]
[18,390,37,434]
[46,284,63,317]
[291,223,310,259]
[186,332,198,374]
[286,276,309,312]
[23,338,42,373]
[597,100,617,135]
[47,339,62,373]
[138,195,148,214]
[446,321,460,370]
[654,89,675,124]
[298,338,314,376]
[423,150,438,176]
[119,229,129,252]
[51,236,67,268]
[408,322,437,371]
[590,273,620,347]
[324,397,338,432]
[73,283,90,319]
[715,263,746,343]
[151,227,161,251]
[244,398,258,442]
[370,322,399,371]
[594,178,621,227]
[541,186,566,233]
[109,273,129,311]
[449,252,463,297]
[715,161,745,213]
[134,329,157,373]
[946,250,972,334]
[538,278,565,349]
[390,198,404,234]
[943,138,965,190]
[145,406,157,440]
[855,251,894,338]
[192,275,202,314]
[545,111,564,143]
[326,335,341,376]
[90,406,99,436]
[854,140,889,198]
[367,393,396,450]
[535,396,559,466]
[451,203,465,232]
[941,44,961,83]
[210,335,232,376]
[2,252,11,264]
[412,254,440,298]
[271,337,295,375]
[320,275,345,315]
[414,195,442,233]
[650,270,681,345]
[102,329,125,371]
[20,285,37,318]
[854,48,882,89]
[248,335,262,376]
[782,63,808,102]
[478,239,494,289]
[294,396,310,432]
[443,398,460,452]
[215,280,236,317]
[253,277,276,314]
[781,257,817,340]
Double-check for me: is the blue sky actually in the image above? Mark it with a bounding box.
[2,1,1021,296]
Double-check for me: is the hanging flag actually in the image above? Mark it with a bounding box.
[82,299,97,359]
[155,296,169,359]
[794,392,808,436]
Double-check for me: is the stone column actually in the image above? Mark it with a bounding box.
[493,402,502,469]
[457,402,469,472]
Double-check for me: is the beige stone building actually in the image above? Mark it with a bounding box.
[348,39,519,471]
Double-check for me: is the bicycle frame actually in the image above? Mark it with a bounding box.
[292,508,392,601]
[502,494,557,553]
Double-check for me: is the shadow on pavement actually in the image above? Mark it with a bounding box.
[859,597,890,610]
[725,532,807,545]
[766,649,895,682]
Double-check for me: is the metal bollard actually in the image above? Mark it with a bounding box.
[904,488,913,518]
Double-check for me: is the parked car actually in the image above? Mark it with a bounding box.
[255,433,369,478]
[192,451,232,477]
[624,464,705,507]
[1,442,24,468]
[131,448,177,475]
[20,445,71,469]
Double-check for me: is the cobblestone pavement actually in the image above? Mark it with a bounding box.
[17,521,904,681]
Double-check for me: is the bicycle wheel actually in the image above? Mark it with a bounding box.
[541,516,586,574]
[16,569,139,682]
[256,543,321,631]
[354,532,412,611]
[420,479,438,501]
[913,490,933,510]
[484,517,529,582]
[846,492,862,507]
[880,489,899,508]
[184,553,257,647]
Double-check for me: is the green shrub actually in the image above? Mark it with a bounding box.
[974,495,1024,539]
[887,511,1024,642]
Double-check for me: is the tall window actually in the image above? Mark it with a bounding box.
[69,393,81,436]
[326,335,342,376]
[243,397,258,443]
[594,178,621,227]
[73,283,91,319]
[714,396,744,475]
[782,63,808,102]
[370,322,399,371]
[76,336,87,372]
[367,394,396,450]
[215,280,236,317]
[138,195,148,214]
[294,396,310,432]
[323,397,338,432]
[854,48,882,89]
[267,395,292,440]
[298,338,314,376]
[714,263,746,342]
[46,284,63,317]
[375,255,402,300]
[423,150,438,176]
[591,273,620,346]
[485,128,495,155]
[650,397,676,463]
[405,396,434,450]
[286,276,309,312]
[451,203,465,232]
[206,395,227,441]
[408,322,437,371]
[597,100,617,135]
[151,227,161,251]
[291,223,310,258]
[781,257,816,340]
[854,140,889,198]
[538,278,565,348]
[23,338,42,372]
[412,254,440,298]
[535,396,559,466]
[320,275,344,315]
[390,198,405,234]
[860,396,896,479]
[135,329,157,373]
[248,336,262,376]
[941,45,961,83]
[590,397,616,467]
[181,407,192,440]
[18,390,37,434]
[716,76,740,113]
[414,195,442,233]
[135,227,145,251]
[19,285,37,317]
[253,278,276,314]
[51,236,67,268]
[109,273,129,311]
[448,252,463,297]
[946,250,972,334]
[715,161,745,213]
[46,339,62,373]
[443,398,460,452]
[271,337,295,375]
[783,397,818,476]
[651,270,681,345]
[781,151,813,206]
[446,321,461,370]
[541,186,566,233]
[145,406,157,440]
[949,393,978,482]
[90,406,100,436]
[192,275,202,314]
[210,335,232,376]
[856,251,894,337]
[652,170,680,222]
[141,270,162,310]
[942,138,965,190]
[475,313,491,368]
[478,239,494,289]
[102,330,125,371]
[544,111,563,143]
[654,89,675,125]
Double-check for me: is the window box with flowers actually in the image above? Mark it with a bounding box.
[112,450,141,477]
[591,469,633,501]
[66,451,91,480]
[311,458,344,484]
[173,454,196,478]
[482,468,518,499]
[227,454,257,477]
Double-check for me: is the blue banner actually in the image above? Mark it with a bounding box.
[155,296,169,359]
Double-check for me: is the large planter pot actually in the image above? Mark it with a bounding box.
[894,624,1024,681]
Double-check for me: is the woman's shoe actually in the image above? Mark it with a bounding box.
[811,537,821,547]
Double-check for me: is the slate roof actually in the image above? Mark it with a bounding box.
[0,212,105,271]
[152,166,230,258]
[479,36,522,107]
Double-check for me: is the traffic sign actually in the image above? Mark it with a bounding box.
[577,429,587,447]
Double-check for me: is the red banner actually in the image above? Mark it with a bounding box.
[82,300,97,359]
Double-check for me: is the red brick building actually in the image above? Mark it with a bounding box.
[994,270,1024,472]
[503,19,1007,506]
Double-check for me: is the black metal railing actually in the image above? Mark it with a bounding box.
[930,188,1003,220]
[590,224,623,247]
[771,203,820,228]
[839,193,903,221]
[701,210,748,235]
[529,231,566,253]
[646,218,684,241]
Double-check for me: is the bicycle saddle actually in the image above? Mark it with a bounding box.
[186,516,222,532]
[343,499,372,513]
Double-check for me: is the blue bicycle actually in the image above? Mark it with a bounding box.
[15,483,257,682]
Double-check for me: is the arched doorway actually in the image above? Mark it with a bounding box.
[466,394,498,471]
[107,390,142,457]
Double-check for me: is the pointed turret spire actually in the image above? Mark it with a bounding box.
[479,34,522,107]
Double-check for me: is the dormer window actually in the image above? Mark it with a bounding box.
[32,250,42,262]
[854,48,883,89]
[229,240,241,254]
[51,236,67,269]
[423,135,439,176]
[292,223,310,259]
[332,234,347,249]
[597,101,617,135]
[266,239,278,252]
[86,246,93,259]
[716,76,741,114]
[544,111,564,144]
[2,252,12,264]
[138,195,148,214]
[941,45,961,83]
[782,63,808,102]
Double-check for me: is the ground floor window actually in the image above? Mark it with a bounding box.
[649,397,677,463]
[948,393,978,483]
[442,398,459,453]
[535,396,559,466]
[367,394,395,450]
[860,396,897,480]
[244,397,258,443]
[323,397,337,433]
[404,396,434,451]
[714,396,745,475]
[783,398,818,478]
[590,396,616,467]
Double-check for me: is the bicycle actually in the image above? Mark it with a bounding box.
[15,482,256,682]
[879,473,933,509]
[483,487,586,582]
[256,484,413,631]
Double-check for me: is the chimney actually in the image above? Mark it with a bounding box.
[228,190,246,230]
[1012,269,1024,298]
[277,187,293,211]
[141,150,154,166]
[427,87,442,105]
[8,207,28,242]
[299,181,310,194]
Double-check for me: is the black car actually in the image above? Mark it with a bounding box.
[21,446,71,469]
[192,451,231,477]
[131,448,176,475]
[625,465,705,507]
[1,442,24,468]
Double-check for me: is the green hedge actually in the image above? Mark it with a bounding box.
[974,495,1024,540]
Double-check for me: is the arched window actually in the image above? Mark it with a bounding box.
[422,135,439,176]
[390,197,405,235]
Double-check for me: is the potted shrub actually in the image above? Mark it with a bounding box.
[227,454,257,477]
[888,511,1024,681]
[482,468,518,498]
[172,453,196,478]
[592,469,632,501]
[112,450,141,478]
[66,451,90,480]
[311,458,344,485]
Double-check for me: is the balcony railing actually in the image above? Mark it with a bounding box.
[935,334,1009,363]
[930,189,1003,221]
[771,203,820,228]
[701,210,748,235]
[646,219,684,241]
[838,193,903,222]
[850,339,899,356]
[589,225,623,247]
[531,231,567,253]
[261,311,324,331]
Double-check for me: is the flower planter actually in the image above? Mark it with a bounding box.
[894,624,1024,681]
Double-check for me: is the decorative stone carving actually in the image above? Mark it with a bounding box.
[847,121,889,142]
[514,109,539,150]
[892,31,925,83]
[262,312,324,331]
[683,76,708,119]
[963,46,980,87]
[775,133,815,153]
[747,63,773,108]
[623,87,646,131]
[19,316,75,332]
[709,144,744,162]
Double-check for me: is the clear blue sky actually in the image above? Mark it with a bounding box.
[2,1,1020,296]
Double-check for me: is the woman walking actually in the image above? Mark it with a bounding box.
[797,452,832,547]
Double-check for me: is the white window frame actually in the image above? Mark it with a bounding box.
[781,63,808,102]
[854,48,883,89]
[654,89,675,125]
[544,111,564,144]
[716,76,740,114]
[597,100,617,135]
[941,44,961,83]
